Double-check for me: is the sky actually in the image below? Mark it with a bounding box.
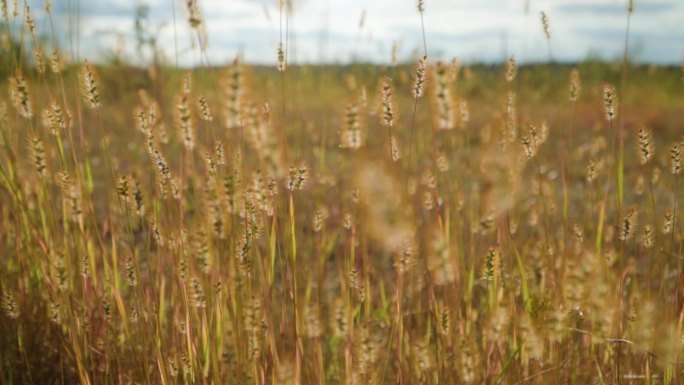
[25,0,684,66]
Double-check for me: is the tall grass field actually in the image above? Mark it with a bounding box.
[0,1,683,384]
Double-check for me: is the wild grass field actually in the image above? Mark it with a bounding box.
[0,1,683,384]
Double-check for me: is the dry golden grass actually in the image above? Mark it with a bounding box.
[0,2,683,385]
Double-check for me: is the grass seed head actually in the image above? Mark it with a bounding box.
[620,207,638,241]
[642,224,654,248]
[671,142,681,174]
[379,76,397,127]
[341,101,364,149]
[505,56,517,82]
[223,59,244,129]
[175,92,195,150]
[390,136,401,161]
[433,62,455,130]
[33,47,46,74]
[450,57,461,81]
[541,11,550,39]
[602,83,618,122]
[287,162,308,191]
[637,126,654,165]
[197,95,213,121]
[277,42,286,72]
[80,60,100,109]
[80,60,101,109]
[662,211,673,234]
[459,99,469,126]
[569,68,581,101]
[505,91,518,141]
[412,55,428,98]
[1,291,18,319]
[586,158,597,183]
[125,254,137,287]
[1,0,6,23]
[50,49,61,73]
[9,71,32,119]
[185,0,203,27]
[24,5,35,40]
[30,136,47,178]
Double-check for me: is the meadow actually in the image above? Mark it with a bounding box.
[0,1,683,384]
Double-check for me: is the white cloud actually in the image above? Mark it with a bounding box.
[24,0,684,65]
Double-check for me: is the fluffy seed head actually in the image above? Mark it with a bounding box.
[125,255,137,287]
[214,142,225,165]
[602,83,618,122]
[147,143,171,198]
[459,99,469,126]
[277,42,286,72]
[116,175,130,199]
[390,136,401,162]
[313,209,325,233]
[50,49,61,73]
[412,55,427,98]
[662,211,673,234]
[436,152,449,172]
[586,158,597,183]
[30,136,46,177]
[287,162,308,191]
[505,56,517,82]
[33,47,46,74]
[341,102,363,150]
[521,135,536,159]
[505,91,517,141]
[191,277,205,307]
[1,291,18,319]
[671,142,681,175]
[175,92,195,150]
[1,1,7,23]
[57,171,83,223]
[24,5,35,40]
[182,72,192,94]
[223,58,244,129]
[541,11,550,39]
[379,76,397,127]
[134,108,150,135]
[620,208,638,241]
[395,239,416,274]
[433,62,455,130]
[637,126,654,165]
[569,68,581,101]
[450,58,461,81]
[42,100,71,135]
[483,247,501,282]
[80,60,100,109]
[197,95,213,121]
[642,224,654,248]
[9,71,32,119]
[49,303,61,324]
[185,0,203,27]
